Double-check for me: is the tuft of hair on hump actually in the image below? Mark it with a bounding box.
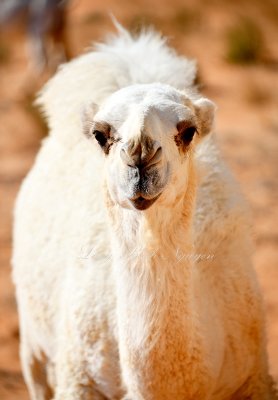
[95,20,197,90]
[35,20,197,146]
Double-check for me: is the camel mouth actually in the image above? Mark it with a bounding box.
[130,194,161,210]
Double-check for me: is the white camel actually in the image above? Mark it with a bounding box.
[13,26,276,400]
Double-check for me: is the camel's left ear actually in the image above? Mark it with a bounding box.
[81,102,99,138]
[194,98,216,137]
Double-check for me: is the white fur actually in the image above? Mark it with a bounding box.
[13,27,276,400]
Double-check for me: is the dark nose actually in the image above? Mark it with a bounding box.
[120,136,162,168]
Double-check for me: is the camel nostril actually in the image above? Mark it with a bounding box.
[120,139,162,168]
[120,146,134,166]
[147,146,162,167]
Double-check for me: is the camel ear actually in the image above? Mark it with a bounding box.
[194,98,216,137]
[81,102,99,138]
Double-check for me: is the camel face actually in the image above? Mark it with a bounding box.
[84,83,215,210]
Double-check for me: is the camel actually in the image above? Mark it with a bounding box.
[12,26,276,399]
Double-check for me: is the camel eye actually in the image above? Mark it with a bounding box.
[93,130,107,147]
[175,121,197,152]
[180,126,196,144]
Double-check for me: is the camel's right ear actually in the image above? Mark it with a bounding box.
[81,103,99,138]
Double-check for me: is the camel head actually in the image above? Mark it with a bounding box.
[83,83,215,211]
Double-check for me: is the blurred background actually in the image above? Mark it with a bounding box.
[0,0,277,398]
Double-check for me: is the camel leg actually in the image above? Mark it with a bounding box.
[54,377,107,400]
[231,369,278,400]
[27,34,48,74]
[53,343,107,400]
[20,340,53,400]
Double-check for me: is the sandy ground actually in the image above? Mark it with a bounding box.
[0,0,277,398]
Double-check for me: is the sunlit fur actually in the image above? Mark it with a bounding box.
[13,26,276,400]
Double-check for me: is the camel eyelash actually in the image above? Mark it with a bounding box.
[179,126,197,143]
[174,122,197,152]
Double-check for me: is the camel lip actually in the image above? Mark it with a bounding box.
[129,193,161,211]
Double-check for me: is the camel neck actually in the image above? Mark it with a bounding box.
[106,176,201,399]
[111,194,195,339]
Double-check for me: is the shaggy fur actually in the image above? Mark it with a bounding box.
[13,26,276,400]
